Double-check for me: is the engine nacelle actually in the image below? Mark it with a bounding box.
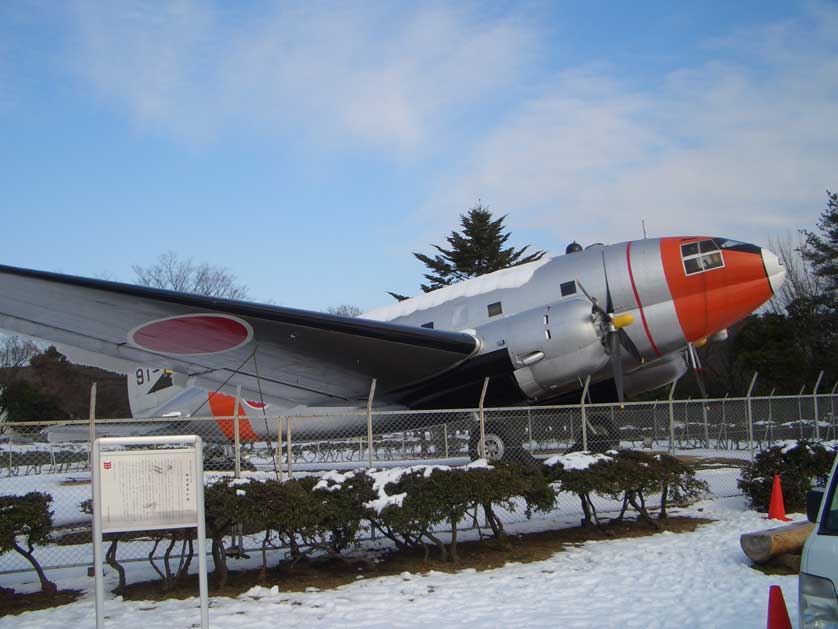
[474,298,609,400]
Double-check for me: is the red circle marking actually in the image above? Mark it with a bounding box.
[245,400,268,409]
[131,315,251,355]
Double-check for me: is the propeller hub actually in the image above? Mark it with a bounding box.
[611,313,635,329]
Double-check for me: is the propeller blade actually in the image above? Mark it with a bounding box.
[576,279,609,318]
[609,332,625,403]
[618,329,643,363]
[601,250,614,315]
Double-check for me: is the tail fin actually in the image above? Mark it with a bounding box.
[127,366,187,417]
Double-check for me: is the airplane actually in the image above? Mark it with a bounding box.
[0,235,785,459]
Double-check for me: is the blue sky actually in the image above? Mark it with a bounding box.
[1,1,836,312]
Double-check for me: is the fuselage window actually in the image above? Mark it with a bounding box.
[487,302,503,317]
[681,239,724,276]
[421,322,434,329]
[560,280,576,297]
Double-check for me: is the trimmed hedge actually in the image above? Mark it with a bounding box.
[70,451,709,593]
[369,462,555,562]
[738,441,837,511]
[544,450,708,528]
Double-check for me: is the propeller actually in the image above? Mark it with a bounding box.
[577,252,643,403]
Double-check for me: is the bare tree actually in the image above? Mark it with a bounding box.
[0,336,42,370]
[132,252,249,300]
[766,231,824,313]
[327,305,363,318]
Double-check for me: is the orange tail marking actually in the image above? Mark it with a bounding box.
[207,392,260,441]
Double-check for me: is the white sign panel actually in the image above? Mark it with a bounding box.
[99,448,197,533]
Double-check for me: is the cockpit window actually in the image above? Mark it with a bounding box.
[712,238,762,254]
[681,242,699,257]
[681,239,724,276]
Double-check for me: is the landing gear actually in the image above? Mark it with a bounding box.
[567,412,619,453]
[468,422,538,464]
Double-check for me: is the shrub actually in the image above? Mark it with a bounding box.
[295,473,377,563]
[368,463,555,562]
[652,452,708,518]
[738,441,836,511]
[233,473,376,577]
[0,492,56,593]
[543,452,616,526]
[606,451,707,525]
[204,479,246,588]
[544,450,707,527]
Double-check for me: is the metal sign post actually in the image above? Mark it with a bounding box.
[92,435,208,629]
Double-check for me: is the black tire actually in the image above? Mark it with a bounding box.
[469,422,539,465]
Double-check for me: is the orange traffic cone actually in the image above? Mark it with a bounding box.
[766,474,792,522]
[767,585,792,629]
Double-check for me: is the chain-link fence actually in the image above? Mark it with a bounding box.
[1,390,836,576]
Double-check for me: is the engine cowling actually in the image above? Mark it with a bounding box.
[474,298,609,400]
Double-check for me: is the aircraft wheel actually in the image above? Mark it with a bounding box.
[469,423,538,464]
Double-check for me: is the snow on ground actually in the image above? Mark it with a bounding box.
[1,496,802,628]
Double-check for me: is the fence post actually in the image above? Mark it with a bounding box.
[443,423,449,459]
[652,400,658,444]
[580,375,591,452]
[277,416,283,481]
[701,395,709,449]
[667,378,678,455]
[768,387,776,445]
[746,372,758,459]
[813,370,824,441]
[527,408,534,453]
[285,417,293,479]
[478,377,490,459]
[797,384,806,440]
[721,393,728,447]
[233,384,242,478]
[831,383,837,441]
[366,378,377,468]
[88,382,97,470]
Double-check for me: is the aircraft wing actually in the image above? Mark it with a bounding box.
[0,264,479,408]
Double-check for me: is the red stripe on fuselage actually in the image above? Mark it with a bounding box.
[626,241,662,358]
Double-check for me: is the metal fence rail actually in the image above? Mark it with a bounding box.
[1,390,836,576]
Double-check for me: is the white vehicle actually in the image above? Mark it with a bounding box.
[800,452,838,628]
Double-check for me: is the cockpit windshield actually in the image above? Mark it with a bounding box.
[681,239,724,275]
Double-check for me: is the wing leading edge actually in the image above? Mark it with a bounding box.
[0,264,479,408]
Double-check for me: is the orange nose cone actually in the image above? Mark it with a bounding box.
[661,237,776,343]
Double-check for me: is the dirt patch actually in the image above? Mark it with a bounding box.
[678,455,748,468]
[0,587,82,617]
[749,553,801,576]
[119,516,712,601]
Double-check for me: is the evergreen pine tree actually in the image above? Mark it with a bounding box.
[800,190,838,302]
[411,203,545,293]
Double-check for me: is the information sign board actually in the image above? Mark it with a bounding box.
[92,436,208,629]
[99,448,198,533]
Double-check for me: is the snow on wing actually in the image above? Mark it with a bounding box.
[0,264,478,407]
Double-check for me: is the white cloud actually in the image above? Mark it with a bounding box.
[419,4,838,248]
[67,1,533,152]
